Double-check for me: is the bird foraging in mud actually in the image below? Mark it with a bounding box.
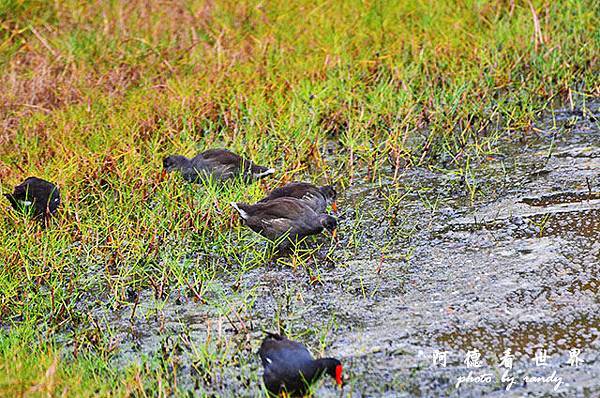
[259,333,343,397]
[4,177,60,219]
[230,197,337,245]
[163,148,275,183]
[259,182,338,214]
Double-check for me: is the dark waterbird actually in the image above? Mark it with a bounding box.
[259,182,338,213]
[230,197,337,244]
[163,148,275,182]
[4,177,60,218]
[259,333,343,397]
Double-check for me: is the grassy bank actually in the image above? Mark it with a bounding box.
[0,0,598,396]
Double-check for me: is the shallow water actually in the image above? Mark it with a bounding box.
[69,102,599,397]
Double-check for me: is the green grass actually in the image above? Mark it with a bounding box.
[0,0,598,396]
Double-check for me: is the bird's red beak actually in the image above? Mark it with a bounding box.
[331,201,338,213]
[335,364,343,386]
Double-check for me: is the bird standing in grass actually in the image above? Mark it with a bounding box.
[259,182,338,214]
[230,197,337,245]
[259,333,343,397]
[4,177,60,219]
[163,148,275,182]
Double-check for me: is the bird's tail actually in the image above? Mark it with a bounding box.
[230,202,249,220]
[253,167,276,179]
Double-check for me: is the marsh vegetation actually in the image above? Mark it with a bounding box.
[0,1,598,396]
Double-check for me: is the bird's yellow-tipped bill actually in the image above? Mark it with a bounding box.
[331,201,339,212]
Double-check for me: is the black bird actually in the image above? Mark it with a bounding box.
[230,197,337,244]
[259,333,343,397]
[259,182,337,213]
[4,177,60,218]
[163,148,274,182]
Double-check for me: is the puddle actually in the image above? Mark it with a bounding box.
[524,209,600,239]
[521,191,600,206]
[437,313,600,357]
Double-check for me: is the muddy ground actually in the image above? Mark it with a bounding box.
[78,103,598,397]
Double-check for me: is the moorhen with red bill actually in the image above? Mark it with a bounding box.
[259,333,343,397]
[259,182,337,213]
[4,177,60,218]
[163,148,275,182]
[230,197,337,244]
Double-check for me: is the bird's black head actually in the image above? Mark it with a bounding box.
[162,155,189,172]
[321,358,343,387]
[319,214,337,233]
[320,185,337,203]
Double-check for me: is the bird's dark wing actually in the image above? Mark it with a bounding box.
[237,198,323,241]
[201,148,243,165]
[249,198,312,220]
[259,335,314,367]
[200,149,247,178]
[260,182,315,201]
[190,153,205,164]
[180,155,209,181]
[259,199,324,238]
[260,183,327,213]
[16,178,55,197]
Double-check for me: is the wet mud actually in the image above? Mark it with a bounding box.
[69,103,598,397]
